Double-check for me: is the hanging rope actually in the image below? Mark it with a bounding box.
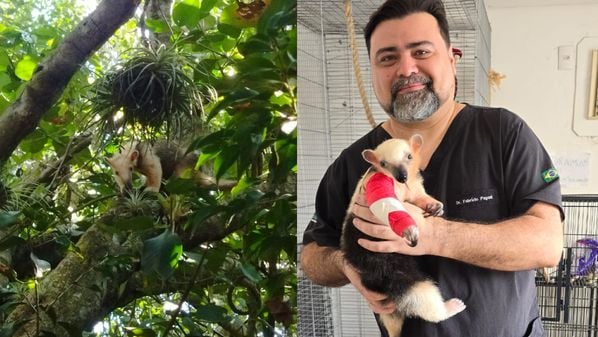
[344,0,376,128]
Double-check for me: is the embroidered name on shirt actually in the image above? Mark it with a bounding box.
[455,194,494,206]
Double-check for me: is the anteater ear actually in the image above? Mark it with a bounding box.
[129,150,139,163]
[410,134,424,153]
[362,149,379,165]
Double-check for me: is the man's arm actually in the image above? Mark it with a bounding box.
[354,201,563,271]
[300,242,397,313]
[300,243,347,287]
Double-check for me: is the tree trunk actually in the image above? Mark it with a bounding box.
[0,0,140,165]
[6,204,247,336]
[7,224,119,336]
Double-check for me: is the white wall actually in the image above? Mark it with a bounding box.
[486,4,598,194]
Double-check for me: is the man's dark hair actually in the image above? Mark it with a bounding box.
[364,0,451,55]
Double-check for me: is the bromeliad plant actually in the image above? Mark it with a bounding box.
[91,44,212,141]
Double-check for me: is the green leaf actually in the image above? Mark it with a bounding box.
[145,18,169,33]
[271,136,297,180]
[199,0,217,13]
[199,13,217,28]
[173,0,202,28]
[217,23,241,38]
[0,211,18,229]
[288,25,297,59]
[239,35,272,56]
[125,327,157,337]
[240,263,263,283]
[199,244,229,271]
[20,128,46,154]
[165,177,198,194]
[257,0,296,35]
[194,151,217,171]
[270,92,293,106]
[204,32,227,43]
[0,50,10,71]
[141,230,183,279]
[188,129,233,154]
[207,87,260,120]
[50,135,70,157]
[107,216,155,231]
[195,303,228,323]
[33,26,58,39]
[188,205,227,230]
[214,146,238,179]
[238,56,276,73]
[71,147,92,166]
[230,175,259,198]
[0,73,10,89]
[15,55,37,81]
[281,234,297,258]
[181,316,204,336]
[0,94,10,112]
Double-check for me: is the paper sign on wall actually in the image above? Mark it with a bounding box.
[550,151,591,189]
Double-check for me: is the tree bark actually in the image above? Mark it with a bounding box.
[0,0,140,165]
[6,224,118,336]
[6,204,250,337]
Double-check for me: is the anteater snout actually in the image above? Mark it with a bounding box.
[393,167,408,183]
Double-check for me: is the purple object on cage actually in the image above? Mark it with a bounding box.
[575,238,598,276]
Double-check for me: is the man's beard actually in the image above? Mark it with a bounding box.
[385,75,440,122]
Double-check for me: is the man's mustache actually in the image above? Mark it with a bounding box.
[391,75,433,97]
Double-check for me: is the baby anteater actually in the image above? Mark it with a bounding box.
[340,135,465,336]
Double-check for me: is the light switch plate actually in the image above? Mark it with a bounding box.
[558,45,575,70]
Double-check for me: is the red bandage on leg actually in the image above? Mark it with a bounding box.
[365,173,396,204]
[364,173,416,235]
[388,210,415,234]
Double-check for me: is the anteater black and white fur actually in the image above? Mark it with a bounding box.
[340,135,466,337]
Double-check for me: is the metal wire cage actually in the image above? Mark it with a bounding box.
[298,271,335,337]
[536,195,598,337]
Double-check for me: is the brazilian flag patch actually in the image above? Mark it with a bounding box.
[542,168,559,183]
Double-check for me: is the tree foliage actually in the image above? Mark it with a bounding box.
[0,0,296,336]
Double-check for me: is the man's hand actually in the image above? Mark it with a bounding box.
[340,256,397,314]
[351,193,385,224]
[352,194,433,255]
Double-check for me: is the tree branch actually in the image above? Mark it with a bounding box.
[37,133,93,185]
[0,0,140,165]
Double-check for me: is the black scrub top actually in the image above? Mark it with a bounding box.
[303,104,563,337]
